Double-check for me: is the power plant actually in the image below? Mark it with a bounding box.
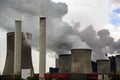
[3,32,33,75]
[1,17,120,80]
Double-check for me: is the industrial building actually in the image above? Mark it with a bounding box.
[1,17,120,80]
[3,32,33,75]
[45,49,119,80]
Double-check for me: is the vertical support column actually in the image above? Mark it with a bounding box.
[14,20,22,76]
[39,17,46,80]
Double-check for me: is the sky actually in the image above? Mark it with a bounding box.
[0,0,120,74]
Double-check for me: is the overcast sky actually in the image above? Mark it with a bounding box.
[0,0,120,73]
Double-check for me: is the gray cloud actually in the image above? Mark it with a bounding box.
[0,0,120,62]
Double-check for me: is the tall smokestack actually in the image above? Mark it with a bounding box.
[97,60,110,74]
[14,20,22,75]
[39,17,46,79]
[59,54,71,73]
[71,49,92,73]
[116,55,120,72]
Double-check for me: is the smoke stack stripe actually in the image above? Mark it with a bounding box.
[14,20,22,75]
[39,17,46,79]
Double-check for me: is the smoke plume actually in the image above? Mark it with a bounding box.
[0,0,120,62]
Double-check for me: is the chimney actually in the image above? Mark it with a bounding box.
[14,20,22,75]
[97,60,110,74]
[116,55,120,72]
[71,49,92,73]
[59,54,71,73]
[39,17,46,79]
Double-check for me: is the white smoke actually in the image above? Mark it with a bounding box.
[23,32,32,46]
[63,0,111,30]
[110,0,120,5]
[0,0,120,62]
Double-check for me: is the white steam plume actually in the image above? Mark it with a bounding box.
[0,0,120,62]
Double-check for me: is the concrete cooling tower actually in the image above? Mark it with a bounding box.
[3,32,33,75]
[55,58,59,68]
[116,55,120,72]
[97,60,110,74]
[71,49,92,73]
[59,54,71,73]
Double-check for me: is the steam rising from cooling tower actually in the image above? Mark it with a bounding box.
[23,32,32,46]
[0,0,120,62]
[3,32,33,75]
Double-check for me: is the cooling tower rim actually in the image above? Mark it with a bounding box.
[71,49,92,52]
[7,32,31,35]
[40,17,46,19]
[116,55,120,57]
[59,54,71,57]
[97,59,109,62]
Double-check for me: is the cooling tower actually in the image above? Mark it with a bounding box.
[3,32,33,75]
[116,55,120,72]
[59,54,71,73]
[97,60,110,74]
[55,58,59,68]
[71,49,92,73]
